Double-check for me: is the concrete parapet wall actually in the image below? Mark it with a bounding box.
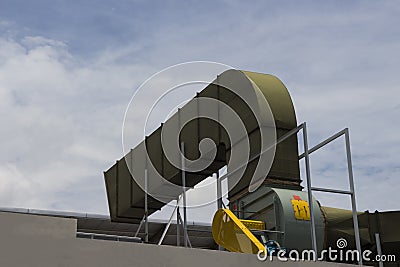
[0,211,349,267]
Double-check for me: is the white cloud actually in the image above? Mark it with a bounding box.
[0,35,143,213]
[21,36,67,49]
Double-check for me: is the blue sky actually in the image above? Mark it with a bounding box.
[0,1,399,222]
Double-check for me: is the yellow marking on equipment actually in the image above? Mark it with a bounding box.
[212,208,266,254]
[291,199,310,220]
[240,219,265,231]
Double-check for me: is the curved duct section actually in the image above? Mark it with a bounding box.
[104,70,300,223]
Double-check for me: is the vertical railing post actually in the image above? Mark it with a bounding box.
[375,233,384,267]
[216,172,222,210]
[144,168,149,243]
[176,203,180,246]
[181,142,188,248]
[302,122,318,255]
[345,128,362,265]
[216,171,223,251]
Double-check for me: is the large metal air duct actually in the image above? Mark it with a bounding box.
[104,70,300,223]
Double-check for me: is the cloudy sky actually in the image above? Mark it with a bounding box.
[0,1,399,223]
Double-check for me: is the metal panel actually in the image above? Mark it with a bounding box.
[104,70,300,223]
[237,186,325,252]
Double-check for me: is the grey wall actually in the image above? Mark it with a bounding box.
[0,211,347,267]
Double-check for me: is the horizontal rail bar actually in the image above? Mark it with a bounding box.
[311,187,352,195]
[299,129,347,159]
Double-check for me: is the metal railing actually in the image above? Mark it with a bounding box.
[299,127,362,265]
[145,122,362,265]
[214,122,362,265]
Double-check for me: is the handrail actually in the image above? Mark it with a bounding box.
[213,123,362,264]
